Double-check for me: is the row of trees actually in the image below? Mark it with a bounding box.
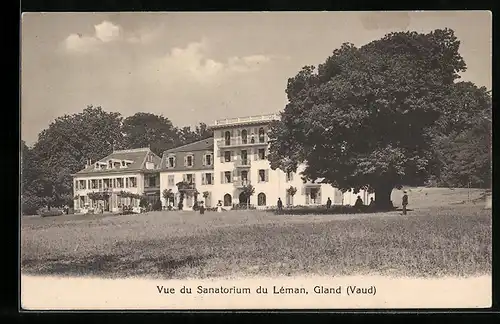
[21,106,213,215]
[268,28,491,209]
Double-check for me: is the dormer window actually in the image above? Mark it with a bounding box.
[168,155,176,168]
[204,153,212,166]
[185,154,194,167]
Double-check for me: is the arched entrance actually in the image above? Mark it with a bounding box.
[258,193,267,206]
[223,193,232,207]
[239,192,247,205]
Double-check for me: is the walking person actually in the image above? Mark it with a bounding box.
[277,198,283,214]
[199,201,205,215]
[402,191,409,215]
[326,197,332,209]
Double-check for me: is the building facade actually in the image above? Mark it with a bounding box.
[72,148,162,213]
[209,114,374,209]
[159,138,215,209]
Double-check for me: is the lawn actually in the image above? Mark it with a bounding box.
[21,187,492,279]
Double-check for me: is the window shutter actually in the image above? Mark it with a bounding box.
[265,169,269,182]
[184,156,187,167]
[305,194,310,205]
[231,129,234,137]
[193,174,196,185]
[253,127,258,135]
[232,170,236,182]
[231,151,235,161]
[183,174,187,182]
[202,173,206,185]
[220,172,224,184]
[220,131,224,138]
[220,151,224,163]
[202,154,206,166]
[237,129,241,137]
[254,148,258,161]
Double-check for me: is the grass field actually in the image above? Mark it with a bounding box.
[21,187,492,279]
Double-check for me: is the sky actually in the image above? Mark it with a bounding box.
[21,11,492,145]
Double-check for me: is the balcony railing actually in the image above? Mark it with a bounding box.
[217,137,267,148]
[214,113,280,127]
[234,159,251,167]
[233,179,251,187]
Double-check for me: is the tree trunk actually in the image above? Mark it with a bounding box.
[373,184,394,210]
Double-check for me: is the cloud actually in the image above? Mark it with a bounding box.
[64,21,123,53]
[147,39,275,84]
[360,12,411,30]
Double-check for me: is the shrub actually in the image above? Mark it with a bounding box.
[39,209,64,217]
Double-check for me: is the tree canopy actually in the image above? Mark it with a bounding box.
[267,28,490,208]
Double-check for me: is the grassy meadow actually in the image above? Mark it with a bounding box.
[21,187,492,279]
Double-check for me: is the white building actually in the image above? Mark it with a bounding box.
[208,113,374,209]
[159,138,215,209]
[72,147,161,213]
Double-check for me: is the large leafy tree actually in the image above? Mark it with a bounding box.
[29,105,124,208]
[268,28,469,209]
[175,123,213,147]
[122,112,179,156]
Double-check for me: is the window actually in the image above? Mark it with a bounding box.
[224,151,231,162]
[103,179,110,188]
[125,178,129,188]
[116,178,123,188]
[258,149,266,160]
[114,161,121,168]
[148,176,156,187]
[286,171,293,182]
[168,156,175,168]
[185,174,194,184]
[168,175,175,187]
[205,173,213,185]
[108,160,113,169]
[258,127,265,143]
[225,131,231,146]
[258,169,268,182]
[205,154,212,166]
[258,193,267,206]
[98,179,103,189]
[186,155,194,167]
[121,161,126,167]
[224,171,232,183]
[79,180,86,189]
[241,129,248,144]
[224,194,232,206]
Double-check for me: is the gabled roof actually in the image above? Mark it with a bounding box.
[74,147,161,176]
[163,138,214,154]
[160,138,214,169]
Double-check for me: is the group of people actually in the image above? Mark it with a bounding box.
[200,191,410,215]
[275,191,410,215]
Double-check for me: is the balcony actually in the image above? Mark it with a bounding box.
[217,137,268,148]
[234,159,251,168]
[233,179,251,188]
[213,113,280,128]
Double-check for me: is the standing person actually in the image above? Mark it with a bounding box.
[277,198,283,214]
[217,200,223,213]
[402,191,409,215]
[326,197,332,209]
[199,201,205,215]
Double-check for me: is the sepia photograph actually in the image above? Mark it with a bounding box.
[20,11,492,310]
